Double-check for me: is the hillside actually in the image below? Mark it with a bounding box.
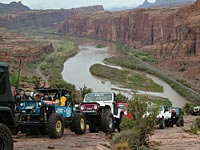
[137,0,196,8]
[0,1,30,13]
[58,0,200,94]
[0,5,104,28]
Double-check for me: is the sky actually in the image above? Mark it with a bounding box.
[0,0,157,10]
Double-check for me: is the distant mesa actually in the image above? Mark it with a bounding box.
[136,0,196,8]
[0,1,30,13]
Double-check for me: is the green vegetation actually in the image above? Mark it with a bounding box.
[79,85,93,99]
[113,94,157,150]
[104,44,200,104]
[90,63,163,92]
[183,102,197,114]
[148,96,172,107]
[96,44,105,48]
[191,118,200,134]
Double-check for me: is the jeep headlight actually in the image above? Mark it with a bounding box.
[80,105,85,111]
[94,105,98,110]
[19,102,24,107]
[38,102,42,107]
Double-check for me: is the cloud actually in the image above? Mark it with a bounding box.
[0,0,147,9]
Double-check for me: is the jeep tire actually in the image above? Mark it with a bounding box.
[73,113,86,135]
[101,112,115,133]
[180,118,184,126]
[48,113,64,138]
[176,118,181,127]
[159,119,166,129]
[0,123,13,150]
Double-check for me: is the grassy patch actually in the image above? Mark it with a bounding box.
[148,96,172,107]
[90,64,163,92]
[96,44,105,48]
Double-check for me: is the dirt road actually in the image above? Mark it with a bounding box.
[150,115,200,150]
[14,129,111,150]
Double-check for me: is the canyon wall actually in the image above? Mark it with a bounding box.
[59,0,200,57]
[0,5,104,29]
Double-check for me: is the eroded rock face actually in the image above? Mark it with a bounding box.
[0,5,104,28]
[59,0,200,57]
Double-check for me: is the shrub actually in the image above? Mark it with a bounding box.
[191,117,200,134]
[79,85,92,99]
[183,102,196,115]
[114,94,157,150]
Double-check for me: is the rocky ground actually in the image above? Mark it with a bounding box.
[14,128,111,150]
[14,115,200,150]
[150,115,200,150]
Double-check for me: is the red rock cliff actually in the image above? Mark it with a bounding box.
[59,0,200,57]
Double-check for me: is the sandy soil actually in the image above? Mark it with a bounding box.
[14,129,111,150]
[150,115,200,150]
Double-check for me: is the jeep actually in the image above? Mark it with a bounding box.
[78,92,124,133]
[192,106,200,116]
[169,107,184,127]
[17,88,86,138]
[0,62,15,149]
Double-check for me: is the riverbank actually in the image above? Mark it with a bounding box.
[90,63,163,92]
[104,44,200,105]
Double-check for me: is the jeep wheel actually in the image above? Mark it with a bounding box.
[48,113,64,138]
[101,112,115,133]
[89,124,98,133]
[159,119,165,129]
[180,118,184,126]
[0,123,13,150]
[73,113,86,135]
[176,118,181,127]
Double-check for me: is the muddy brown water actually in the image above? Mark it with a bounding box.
[62,38,188,107]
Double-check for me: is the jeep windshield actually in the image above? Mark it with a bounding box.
[84,93,112,102]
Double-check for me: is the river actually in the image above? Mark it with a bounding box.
[62,38,188,107]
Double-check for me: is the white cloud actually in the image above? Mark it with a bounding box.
[0,0,147,9]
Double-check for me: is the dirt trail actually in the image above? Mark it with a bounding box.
[150,115,200,150]
[14,129,111,150]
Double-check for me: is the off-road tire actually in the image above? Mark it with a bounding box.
[0,123,13,150]
[165,120,171,127]
[48,113,64,138]
[101,112,115,133]
[89,124,98,133]
[73,113,86,135]
[176,118,181,127]
[159,119,166,129]
[180,118,184,126]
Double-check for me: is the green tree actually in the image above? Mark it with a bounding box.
[79,85,92,99]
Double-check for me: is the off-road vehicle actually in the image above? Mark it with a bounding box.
[0,62,15,149]
[17,88,86,138]
[192,106,200,116]
[156,106,172,129]
[78,92,124,133]
[169,107,184,127]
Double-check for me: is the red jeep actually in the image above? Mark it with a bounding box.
[118,103,131,120]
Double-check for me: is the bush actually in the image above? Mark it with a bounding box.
[191,117,200,134]
[117,93,129,103]
[79,85,92,99]
[183,103,196,115]
[113,94,157,150]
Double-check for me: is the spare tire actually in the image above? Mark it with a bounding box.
[0,123,13,150]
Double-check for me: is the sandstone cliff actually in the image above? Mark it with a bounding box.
[59,0,200,57]
[0,5,104,29]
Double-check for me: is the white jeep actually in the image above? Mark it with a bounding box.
[79,92,124,133]
[157,106,172,129]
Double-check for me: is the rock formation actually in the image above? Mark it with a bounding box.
[137,0,196,8]
[0,1,30,14]
[0,5,104,29]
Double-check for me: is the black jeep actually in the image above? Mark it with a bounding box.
[169,107,184,127]
[0,62,16,150]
